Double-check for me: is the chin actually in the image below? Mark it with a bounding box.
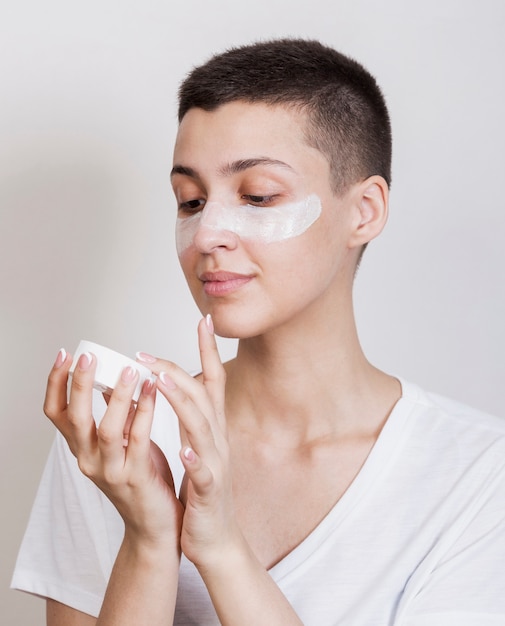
[208,310,265,340]
[214,322,256,340]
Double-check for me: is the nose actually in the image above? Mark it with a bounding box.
[192,202,239,253]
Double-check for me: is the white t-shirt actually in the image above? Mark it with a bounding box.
[11,380,505,625]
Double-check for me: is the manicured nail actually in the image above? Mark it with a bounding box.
[141,377,156,395]
[121,366,137,384]
[136,351,157,364]
[54,348,67,369]
[78,352,92,371]
[183,446,195,462]
[159,371,177,390]
[205,313,214,335]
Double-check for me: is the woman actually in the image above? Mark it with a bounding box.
[13,39,505,625]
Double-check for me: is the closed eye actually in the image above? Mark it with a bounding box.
[179,198,205,213]
[243,195,277,207]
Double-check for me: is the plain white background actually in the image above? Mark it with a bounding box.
[1,0,504,622]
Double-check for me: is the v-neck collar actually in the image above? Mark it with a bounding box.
[268,379,421,582]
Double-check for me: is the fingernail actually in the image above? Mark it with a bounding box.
[183,446,195,462]
[78,352,92,371]
[205,313,214,335]
[159,371,177,390]
[136,351,157,364]
[54,348,67,369]
[142,377,156,395]
[121,365,137,384]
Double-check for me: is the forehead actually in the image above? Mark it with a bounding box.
[173,101,327,178]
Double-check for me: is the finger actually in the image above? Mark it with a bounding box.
[198,315,226,432]
[135,351,164,376]
[141,318,227,427]
[180,446,214,499]
[158,373,218,463]
[138,354,215,420]
[97,366,139,463]
[102,390,136,438]
[67,352,98,452]
[137,349,221,441]
[135,351,193,450]
[125,377,157,463]
[122,403,137,440]
[136,352,204,393]
[44,348,72,423]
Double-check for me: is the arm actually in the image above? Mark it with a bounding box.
[147,316,303,625]
[196,537,303,626]
[47,600,97,626]
[44,350,183,625]
[95,530,180,626]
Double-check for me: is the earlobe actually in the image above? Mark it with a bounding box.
[349,176,389,248]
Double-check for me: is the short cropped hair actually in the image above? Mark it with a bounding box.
[178,39,392,195]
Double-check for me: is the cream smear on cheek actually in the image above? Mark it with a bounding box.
[176,193,322,255]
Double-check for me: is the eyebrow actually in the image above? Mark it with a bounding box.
[170,157,295,180]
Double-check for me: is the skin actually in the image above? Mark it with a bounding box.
[45,101,401,624]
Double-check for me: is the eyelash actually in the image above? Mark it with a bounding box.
[178,195,277,213]
[179,199,204,213]
[243,195,276,206]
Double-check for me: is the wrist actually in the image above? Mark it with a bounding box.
[123,527,181,564]
[194,530,257,581]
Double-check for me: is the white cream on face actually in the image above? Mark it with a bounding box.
[176,193,322,255]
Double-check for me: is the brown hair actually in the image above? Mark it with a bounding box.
[178,38,392,195]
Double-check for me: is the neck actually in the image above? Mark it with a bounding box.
[223,294,400,445]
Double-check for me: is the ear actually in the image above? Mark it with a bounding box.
[347,175,389,249]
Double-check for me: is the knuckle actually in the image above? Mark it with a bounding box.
[177,391,193,408]
[216,368,226,386]
[70,376,89,393]
[204,366,226,387]
[76,456,95,479]
[102,467,122,487]
[152,360,177,377]
[110,385,132,402]
[97,424,116,446]
[65,406,82,427]
[46,369,59,387]
[184,413,210,440]
[197,468,214,491]
[127,429,144,447]
[43,400,54,420]
[196,416,212,439]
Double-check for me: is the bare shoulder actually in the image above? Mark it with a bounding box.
[46,599,97,626]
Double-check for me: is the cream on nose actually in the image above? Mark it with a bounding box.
[199,201,225,228]
[193,213,239,252]
[176,202,238,255]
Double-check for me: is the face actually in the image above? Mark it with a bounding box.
[171,101,359,339]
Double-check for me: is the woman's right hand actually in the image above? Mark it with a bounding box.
[43,349,183,548]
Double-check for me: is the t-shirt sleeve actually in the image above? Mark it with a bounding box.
[11,431,124,617]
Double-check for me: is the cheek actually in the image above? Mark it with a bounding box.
[177,247,197,286]
[176,214,200,256]
[239,194,322,243]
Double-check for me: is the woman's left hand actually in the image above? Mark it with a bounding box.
[137,315,242,572]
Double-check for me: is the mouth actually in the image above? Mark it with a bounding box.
[199,271,254,296]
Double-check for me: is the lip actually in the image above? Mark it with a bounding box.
[199,271,254,296]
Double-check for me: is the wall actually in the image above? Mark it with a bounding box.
[1,1,504,622]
